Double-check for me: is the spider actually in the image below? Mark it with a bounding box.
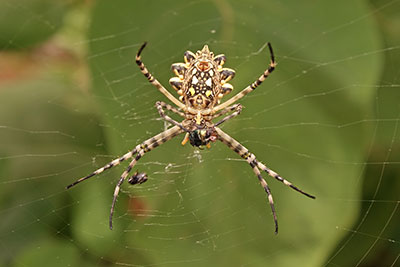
[66,42,315,234]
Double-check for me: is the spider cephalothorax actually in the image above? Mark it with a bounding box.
[66,42,315,234]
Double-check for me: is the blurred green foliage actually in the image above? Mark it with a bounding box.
[0,0,68,49]
[0,0,399,266]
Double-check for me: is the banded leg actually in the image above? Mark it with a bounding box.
[248,154,278,233]
[109,125,184,229]
[66,149,138,189]
[215,127,315,233]
[214,104,242,127]
[136,42,185,109]
[156,101,185,118]
[110,150,144,229]
[213,43,276,112]
[216,127,278,233]
[66,125,183,189]
[156,101,189,132]
[211,104,241,119]
[255,160,315,199]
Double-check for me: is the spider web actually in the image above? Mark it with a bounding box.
[1,0,400,266]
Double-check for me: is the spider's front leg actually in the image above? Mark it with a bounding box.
[213,43,276,112]
[136,42,185,110]
[215,127,315,234]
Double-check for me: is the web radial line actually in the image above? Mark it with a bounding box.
[355,114,400,267]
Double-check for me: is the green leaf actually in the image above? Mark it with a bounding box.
[0,66,104,266]
[326,0,400,265]
[15,238,80,267]
[0,0,68,49]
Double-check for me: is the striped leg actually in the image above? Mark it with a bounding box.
[156,101,189,132]
[255,160,315,199]
[211,103,241,119]
[66,125,183,189]
[214,104,242,127]
[136,42,185,109]
[109,150,144,229]
[249,156,278,233]
[66,149,137,189]
[109,125,183,229]
[215,127,314,234]
[213,43,276,112]
[156,100,185,117]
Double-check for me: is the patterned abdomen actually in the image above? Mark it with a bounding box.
[185,66,217,109]
[169,45,236,110]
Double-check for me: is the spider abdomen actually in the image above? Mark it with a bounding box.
[184,67,218,109]
[170,45,237,110]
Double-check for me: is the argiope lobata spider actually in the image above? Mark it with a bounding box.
[66,42,315,234]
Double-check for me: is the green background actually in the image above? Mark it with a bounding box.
[1,0,399,266]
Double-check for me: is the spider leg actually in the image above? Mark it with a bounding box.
[213,43,276,112]
[109,125,183,229]
[156,101,185,118]
[249,156,278,234]
[156,101,189,132]
[66,149,138,189]
[109,149,143,230]
[215,127,315,234]
[214,104,242,127]
[136,42,185,110]
[255,160,315,199]
[211,104,241,119]
[66,126,183,189]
